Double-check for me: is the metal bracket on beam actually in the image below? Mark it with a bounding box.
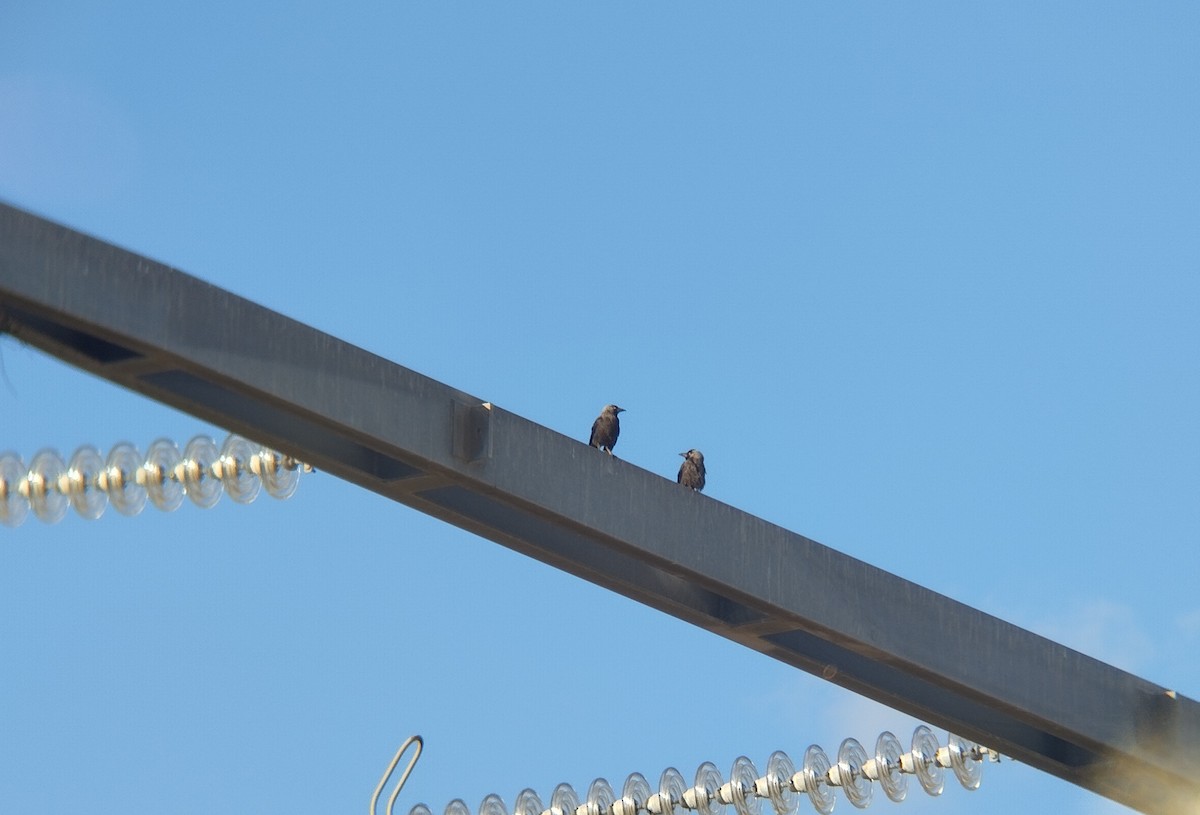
[452,400,492,463]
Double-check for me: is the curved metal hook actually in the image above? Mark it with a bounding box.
[371,734,424,815]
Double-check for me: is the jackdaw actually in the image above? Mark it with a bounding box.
[677,449,706,491]
[588,404,625,454]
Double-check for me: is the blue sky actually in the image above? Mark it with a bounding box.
[2,3,1198,814]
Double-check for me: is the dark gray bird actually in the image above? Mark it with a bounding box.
[588,404,625,454]
[677,449,706,491]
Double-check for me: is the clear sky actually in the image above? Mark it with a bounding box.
[2,3,1198,814]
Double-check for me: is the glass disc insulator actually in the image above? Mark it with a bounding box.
[144,438,184,512]
[445,799,472,815]
[181,435,222,508]
[689,762,727,815]
[67,445,107,520]
[651,767,686,815]
[479,793,509,815]
[410,805,434,815]
[28,449,68,524]
[105,442,147,516]
[800,746,834,815]
[836,738,872,810]
[619,772,652,815]
[947,734,982,791]
[514,788,544,815]
[256,447,301,499]
[911,726,944,797]
[219,434,261,504]
[586,778,615,815]
[760,751,797,815]
[0,452,28,528]
[874,731,907,803]
[550,783,579,815]
[726,756,760,815]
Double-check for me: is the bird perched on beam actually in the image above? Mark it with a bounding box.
[677,449,706,492]
[588,404,625,454]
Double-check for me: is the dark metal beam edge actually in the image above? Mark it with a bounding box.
[2,202,1195,814]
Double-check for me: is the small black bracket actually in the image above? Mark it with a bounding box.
[451,399,492,463]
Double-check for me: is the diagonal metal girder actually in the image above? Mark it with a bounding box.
[1,202,1195,813]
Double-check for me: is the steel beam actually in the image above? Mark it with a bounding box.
[1,202,1195,813]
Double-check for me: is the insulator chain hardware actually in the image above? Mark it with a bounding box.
[0,433,311,527]
[403,727,1000,815]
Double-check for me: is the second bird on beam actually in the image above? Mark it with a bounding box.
[677,449,705,492]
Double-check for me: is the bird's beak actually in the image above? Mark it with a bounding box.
[678,451,686,457]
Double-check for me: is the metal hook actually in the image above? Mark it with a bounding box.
[371,734,424,815]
